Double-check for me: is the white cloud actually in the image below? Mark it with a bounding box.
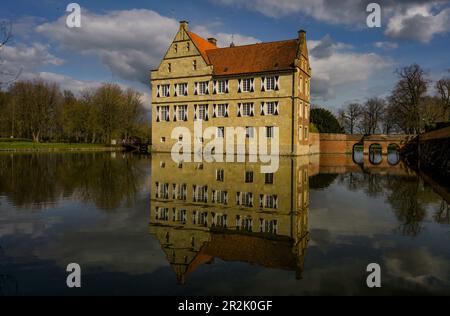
[308,36,393,101]
[1,42,63,71]
[373,41,399,50]
[36,9,179,84]
[192,25,260,47]
[385,4,450,42]
[212,0,450,42]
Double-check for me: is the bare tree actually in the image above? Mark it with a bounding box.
[359,97,385,134]
[0,20,21,87]
[389,64,429,134]
[436,77,450,120]
[339,103,362,134]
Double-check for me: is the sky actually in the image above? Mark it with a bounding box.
[1,0,450,112]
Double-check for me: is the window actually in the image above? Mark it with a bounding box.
[160,137,166,143]
[160,84,170,97]
[266,76,275,90]
[192,59,197,70]
[198,81,209,95]
[298,125,303,141]
[177,105,188,121]
[178,83,188,96]
[194,185,208,203]
[259,219,278,234]
[217,127,225,138]
[265,195,278,209]
[216,169,224,182]
[242,78,253,92]
[215,214,227,228]
[198,211,208,226]
[299,101,303,118]
[299,76,303,93]
[156,207,169,221]
[242,103,253,117]
[304,127,308,140]
[265,173,274,184]
[187,42,190,51]
[217,80,227,94]
[174,44,178,53]
[213,190,228,205]
[159,106,170,121]
[266,126,274,138]
[175,184,187,201]
[243,217,253,232]
[168,63,172,73]
[236,192,253,207]
[243,193,253,207]
[246,126,255,138]
[157,183,169,200]
[305,103,309,119]
[198,104,208,120]
[216,104,227,117]
[267,102,278,115]
[245,171,253,183]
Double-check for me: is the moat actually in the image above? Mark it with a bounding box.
[0,152,449,295]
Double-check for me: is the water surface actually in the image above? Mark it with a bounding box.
[0,152,449,295]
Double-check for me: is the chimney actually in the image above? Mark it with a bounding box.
[179,20,189,31]
[207,38,217,46]
[298,29,306,43]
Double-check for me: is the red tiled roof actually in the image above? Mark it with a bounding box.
[187,31,300,76]
[187,31,217,64]
[206,40,299,76]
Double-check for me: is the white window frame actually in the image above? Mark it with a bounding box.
[216,104,227,117]
[160,106,170,121]
[266,76,276,91]
[198,104,208,120]
[242,78,252,92]
[217,80,227,94]
[242,103,253,117]
[177,105,188,121]
[161,84,170,97]
[198,81,209,95]
[178,83,188,96]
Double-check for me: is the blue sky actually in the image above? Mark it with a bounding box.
[1,0,450,111]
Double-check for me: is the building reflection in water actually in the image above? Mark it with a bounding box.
[149,153,312,284]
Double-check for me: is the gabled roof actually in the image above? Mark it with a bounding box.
[187,31,217,64]
[187,31,300,76]
[207,40,299,76]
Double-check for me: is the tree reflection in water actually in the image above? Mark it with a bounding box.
[335,171,447,237]
[0,153,147,211]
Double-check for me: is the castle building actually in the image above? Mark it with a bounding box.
[151,21,312,155]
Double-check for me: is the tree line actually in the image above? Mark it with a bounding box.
[337,64,450,135]
[0,80,150,143]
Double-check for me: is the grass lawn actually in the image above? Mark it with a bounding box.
[0,142,111,150]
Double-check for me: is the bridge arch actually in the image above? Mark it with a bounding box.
[368,143,382,165]
[352,143,364,165]
[387,143,400,165]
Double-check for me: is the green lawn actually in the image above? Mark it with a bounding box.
[0,142,112,150]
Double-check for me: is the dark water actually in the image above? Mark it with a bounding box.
[0,152,449,296]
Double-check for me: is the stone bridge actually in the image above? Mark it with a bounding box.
[319,133,415,155]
